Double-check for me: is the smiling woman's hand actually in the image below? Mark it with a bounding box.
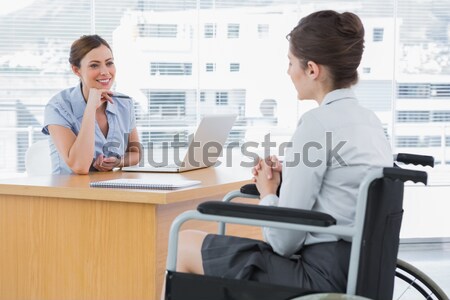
[92,154,121,172]
[87,88,113,109]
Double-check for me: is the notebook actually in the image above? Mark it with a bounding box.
[90,178,201,190]
[122,114,237,173]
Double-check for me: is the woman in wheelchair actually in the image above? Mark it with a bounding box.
[174,10,393,293]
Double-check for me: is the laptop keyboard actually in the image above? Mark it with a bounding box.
[165,163,179,168]
[151,163,179,168]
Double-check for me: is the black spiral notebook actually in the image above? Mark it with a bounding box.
[90,178,201,190]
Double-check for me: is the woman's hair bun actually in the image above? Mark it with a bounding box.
[336,12,364,38]
[287,10,365,89]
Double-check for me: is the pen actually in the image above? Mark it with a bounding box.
[112,94,131,99]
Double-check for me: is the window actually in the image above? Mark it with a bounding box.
[2,0,450,182]
[397,111,430,123]
[398,83,430,98]
[430,84,450,98]
[227,23,240,38]
[205,63,215,72]
[396,136,420,147]
[229,63,240,72]
[396,136,441,148]
[215,92,228,105]
[204,23,216,38]
[150,62,192,75]
[432,111,450,122]
[373,27,384,42]
[138,24,178,38]
[257,24,269,38]
[148,91,186,117]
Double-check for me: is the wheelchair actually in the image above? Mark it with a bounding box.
[164,153,448,300]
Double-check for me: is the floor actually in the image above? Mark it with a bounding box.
[394,241,450,299]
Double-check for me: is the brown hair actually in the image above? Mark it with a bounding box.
[287,10,365,89]
[69,35,112,68]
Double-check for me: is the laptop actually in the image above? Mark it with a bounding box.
[122,114,237,173]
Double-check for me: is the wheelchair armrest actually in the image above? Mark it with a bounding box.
[383,167,428,185]
[240,183,260,196]
[395,153,434,167]
[239,183,281,197]
[198,201,336,227]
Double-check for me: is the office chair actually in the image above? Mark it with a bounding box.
[25,139,52,176]
[164,156,430,300]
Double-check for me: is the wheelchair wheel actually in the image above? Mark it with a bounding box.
[394,258,449,300]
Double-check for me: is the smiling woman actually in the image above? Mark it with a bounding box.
[41,35,141,175]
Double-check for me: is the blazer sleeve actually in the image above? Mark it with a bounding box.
[259,113,328,257]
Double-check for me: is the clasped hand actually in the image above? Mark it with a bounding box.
[92,154,121,172]
[252,155,282,199]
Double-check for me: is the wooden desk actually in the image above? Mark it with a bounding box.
[0,165,255,300]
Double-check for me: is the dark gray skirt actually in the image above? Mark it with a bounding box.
[201,234,351,293]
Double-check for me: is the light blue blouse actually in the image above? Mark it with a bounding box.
[259,88,393,257]
[42,84,136,174]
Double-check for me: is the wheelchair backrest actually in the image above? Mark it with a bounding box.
[356,177,404,299]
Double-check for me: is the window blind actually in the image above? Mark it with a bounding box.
[394,0,450,162]
[1,0,450,176]
[0,0,89,173]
